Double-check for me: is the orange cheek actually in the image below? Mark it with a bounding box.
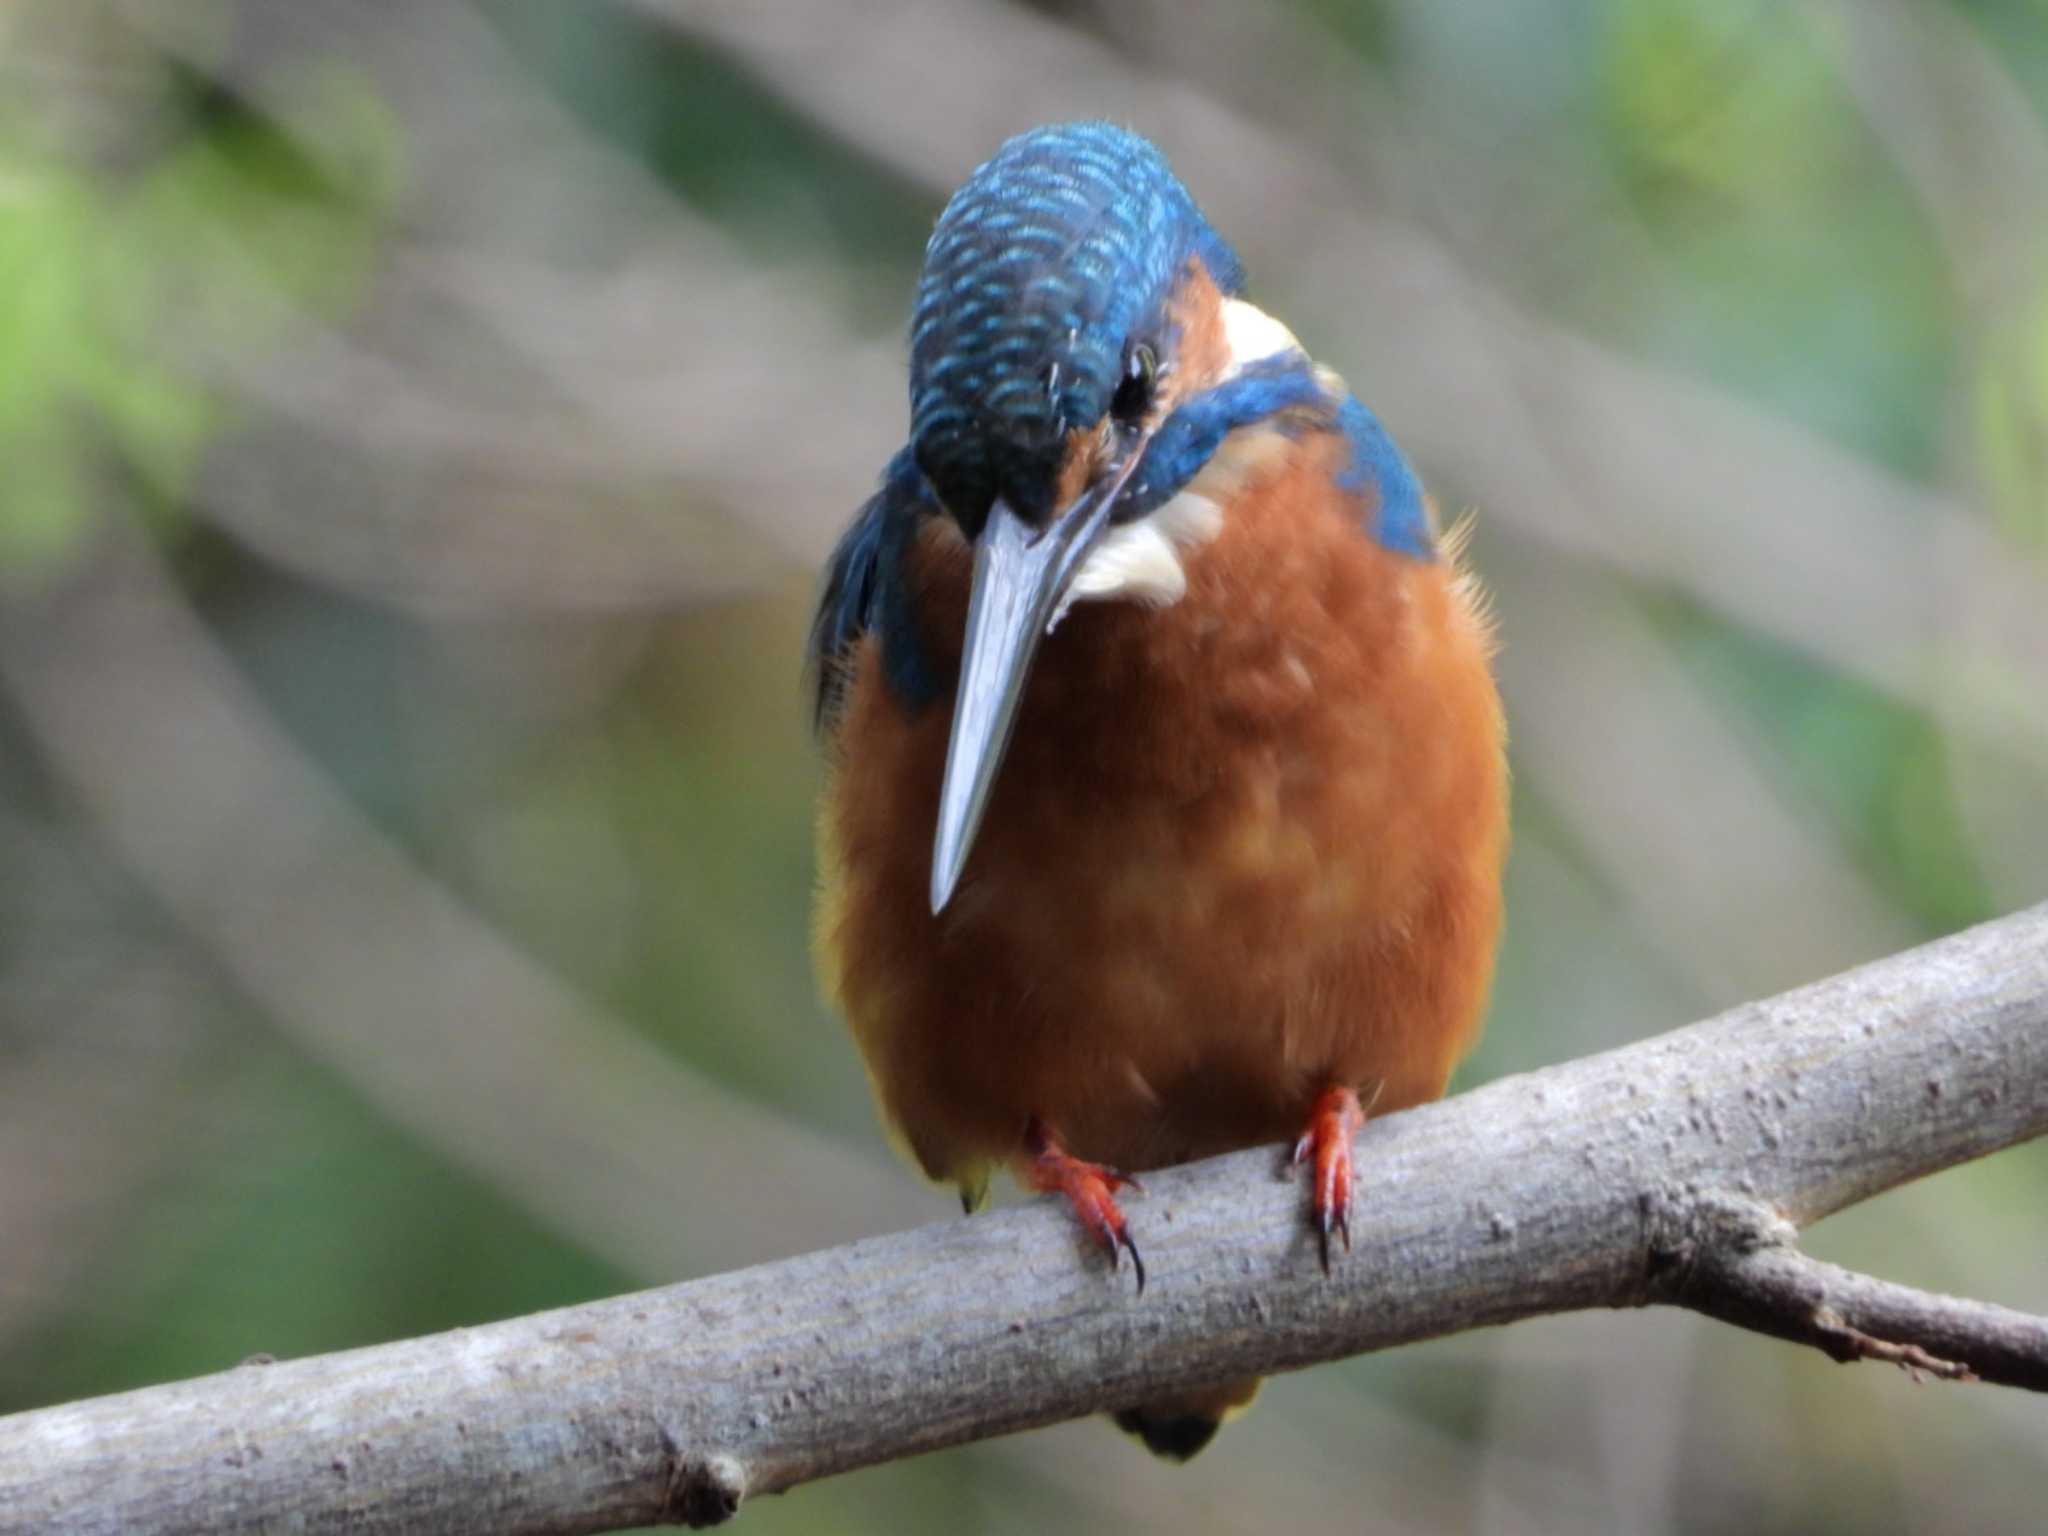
[1159,259,1231,409]
[1052,423,1112,511]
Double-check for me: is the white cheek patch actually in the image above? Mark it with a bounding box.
[1220,299,1302,377]
[1051,491,1223,630]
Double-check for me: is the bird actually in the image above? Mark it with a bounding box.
[809,121,1507,1461]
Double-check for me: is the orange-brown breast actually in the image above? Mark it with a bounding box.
[815,433,1508,1191]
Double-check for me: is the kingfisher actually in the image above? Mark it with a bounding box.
[810,122,1507,1460]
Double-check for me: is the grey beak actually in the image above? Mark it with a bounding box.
[929,447,1148,912]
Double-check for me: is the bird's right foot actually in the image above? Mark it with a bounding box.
[1292,1083,1367,1273]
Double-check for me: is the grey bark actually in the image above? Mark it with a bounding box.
[2,906,2044,1536]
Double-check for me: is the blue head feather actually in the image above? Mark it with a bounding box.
[908,122,1242,528]
[812,125,1438,731]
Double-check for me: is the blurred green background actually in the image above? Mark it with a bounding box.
[3,2,2045,1531]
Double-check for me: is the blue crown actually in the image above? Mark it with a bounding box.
[908,122,1243,525]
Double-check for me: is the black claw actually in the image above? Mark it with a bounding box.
[1314,1200,1351,1275]
[1122,1232,1147,1295]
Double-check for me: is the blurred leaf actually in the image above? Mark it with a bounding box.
[1603,2,1847,211]
[1974,268,2048,550]
[0,59,401,580]
[1593,1,1951,474]
[484,0,934,324]
[115,61,404,342]
[1955,0,2048,120]
[0,152,101,573]
[1291,0,1398,62]
[1653,594,1993,935]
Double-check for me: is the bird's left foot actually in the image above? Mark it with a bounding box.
[1025,1116,1146,1293]
[1292,1084,1367,1273]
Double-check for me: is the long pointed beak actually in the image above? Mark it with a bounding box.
[930,445,1148,912]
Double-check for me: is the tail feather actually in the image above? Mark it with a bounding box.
[1112,1376,1262,1462]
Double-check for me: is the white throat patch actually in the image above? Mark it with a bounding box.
[1051,490,1223,630]
[1056,300,1306,625]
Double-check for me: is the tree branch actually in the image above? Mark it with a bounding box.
[1649,1191,2048,1388]
[3,907,2045,1536]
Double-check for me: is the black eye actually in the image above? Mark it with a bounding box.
[1110,342,1157,425]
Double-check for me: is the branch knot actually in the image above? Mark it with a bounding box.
[658,1430,746,1529]
[1638,1186,1796,1306]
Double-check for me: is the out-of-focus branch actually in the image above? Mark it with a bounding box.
[2,907,2043,1536]
[0,521,926,1286]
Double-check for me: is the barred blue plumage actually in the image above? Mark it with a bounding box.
[907,122,1243,528]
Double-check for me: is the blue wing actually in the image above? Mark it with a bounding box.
[808,447,943,731]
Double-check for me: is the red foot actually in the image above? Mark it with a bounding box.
[1026,1116,1146,1293]
[1292,1085,1368,1273]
